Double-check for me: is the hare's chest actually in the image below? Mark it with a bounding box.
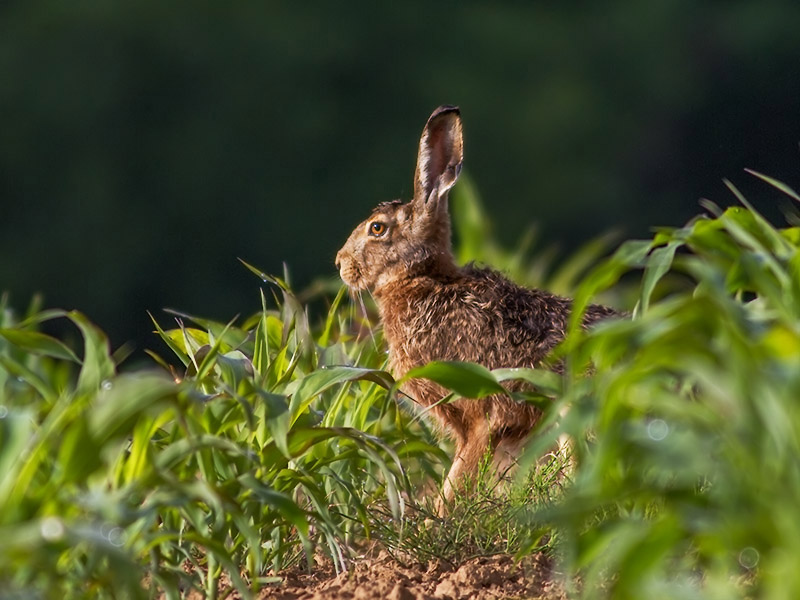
[381,291,495,374]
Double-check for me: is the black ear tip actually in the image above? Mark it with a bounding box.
[428,105,461,122]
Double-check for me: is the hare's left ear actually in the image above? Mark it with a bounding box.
[413,105,463,207]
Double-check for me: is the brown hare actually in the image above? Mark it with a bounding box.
[335,105,617,503]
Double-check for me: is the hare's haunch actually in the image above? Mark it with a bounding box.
[336,105,617,502]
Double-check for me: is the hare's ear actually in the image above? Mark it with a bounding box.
[413,105,463,207]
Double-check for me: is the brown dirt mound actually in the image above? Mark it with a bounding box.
[260,552,566,600]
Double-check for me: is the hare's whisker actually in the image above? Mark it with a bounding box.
[358,290,380,353]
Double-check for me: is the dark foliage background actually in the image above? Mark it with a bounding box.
[2,0,799,352]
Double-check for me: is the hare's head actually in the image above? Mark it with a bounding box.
[336,105,464,293]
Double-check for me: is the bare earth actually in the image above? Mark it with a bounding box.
[259,552,566,600]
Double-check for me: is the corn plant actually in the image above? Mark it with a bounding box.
[415,172,800,598]
[0,275,445,598]
[535,173,800,599]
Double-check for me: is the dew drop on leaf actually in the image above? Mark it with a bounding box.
[647,419,669,441]
[108,527,126,547]
[738,547,759,569]
[40,517,65,541]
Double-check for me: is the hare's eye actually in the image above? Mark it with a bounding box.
[369,221,387,237]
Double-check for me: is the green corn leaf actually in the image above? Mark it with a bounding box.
[548,230,619,295]
[154,433,256,472]
[401,360,506,399]
[745,168,800,203]
[282,426,347,457]
[0,328,80,362]
[238,257,291,291]
[239,473,310,537]
[88,372,177,442]
[258,391,291,458]
[318,285,348,347]
[16,308,69,329]
[58,417,102,483]
[570,239,653,334]
[492,367,563,397]
[639,241,681,314]
[148,311,190,366]
[0,408,35,499]
[70,311,116,395]
[252,288,272,376]
[163,308,247,350]
[0,355,57,401]
[289,366,394,423]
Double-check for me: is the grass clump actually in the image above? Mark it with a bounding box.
[374,449,570,568]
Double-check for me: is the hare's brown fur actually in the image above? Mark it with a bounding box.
[336,105,617,501]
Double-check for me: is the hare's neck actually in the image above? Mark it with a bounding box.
[373,255,459,303]
[405,249,460,282]
[372,272,459,371]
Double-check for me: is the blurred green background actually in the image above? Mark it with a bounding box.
[2,0,799,353]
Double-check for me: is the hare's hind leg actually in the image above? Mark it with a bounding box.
[438,420,492,513]
[493,434,528,482]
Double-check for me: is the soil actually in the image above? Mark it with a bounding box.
[258,551,566,600]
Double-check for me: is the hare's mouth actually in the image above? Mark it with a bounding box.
[338,262,365,291]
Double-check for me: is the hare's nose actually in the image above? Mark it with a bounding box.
[334,252,342,271]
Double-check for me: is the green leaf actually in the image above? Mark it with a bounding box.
[238,257,291,291]
[492,367,563,397]
[318,285,348,347]
[252,289,272,376]
[0,409,35,494]
[0,355,56,401]
[258,391,291,458]
[163,308,247,349]
[570,239,651,332]
[450,174,493,263]
[155,433,255,472]
[639,241,680,314]
[58,417,102,483]
[401,360,506,398]
[0,329,79,362]
[289,366,394,423]
[548,230,619,294]
[89,372,177,442]
[283,426,344,457]
[149,311,190,366]
[745,168,800,203]
[16,308,69,329]
[193,315,238,381]
[70,311,116,395]
[721,182,794,259]
[238,473,310,538]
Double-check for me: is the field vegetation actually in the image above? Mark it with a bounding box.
[2,172,799,598]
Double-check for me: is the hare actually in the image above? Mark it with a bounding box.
[335,105,617,502]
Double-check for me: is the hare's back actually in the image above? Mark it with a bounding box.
[461,266,573,366]
[381,265,604,373]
